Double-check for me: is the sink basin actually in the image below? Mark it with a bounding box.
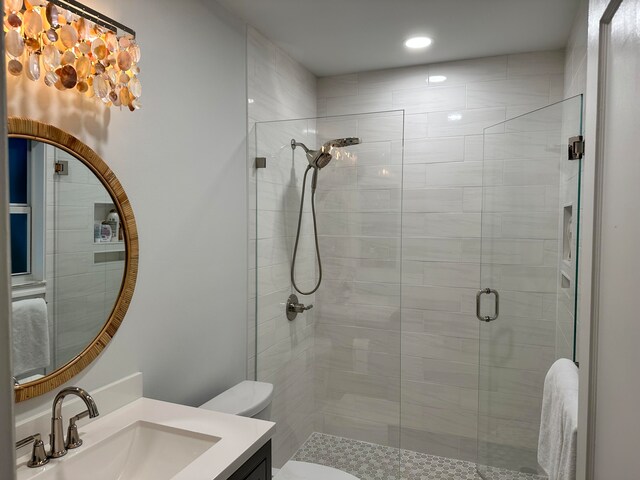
[16,397,275,480]
[31,421,219,480]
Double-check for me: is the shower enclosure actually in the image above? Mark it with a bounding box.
[251,96,582,479]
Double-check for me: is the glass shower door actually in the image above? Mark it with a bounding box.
[476,96,583,477]
[254,111,405,478]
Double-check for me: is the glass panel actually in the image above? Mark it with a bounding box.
[476,95,583,478]
[10,213,30,275]
[9,138,29,205]
[255,111,404,478]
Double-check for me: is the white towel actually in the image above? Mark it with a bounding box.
[11,298,50,376]
[538,358,579,480]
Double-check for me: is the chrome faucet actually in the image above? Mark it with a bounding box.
[49,387,99,458]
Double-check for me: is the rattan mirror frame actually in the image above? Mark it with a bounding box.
[9,117,139,402]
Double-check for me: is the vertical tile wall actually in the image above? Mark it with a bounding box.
[316,50,567,464]
[314,111,404,450]
[246,26,318,468]
[559,0,588,361]
[47,145,124,368]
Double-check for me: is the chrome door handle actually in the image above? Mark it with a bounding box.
[476,288,499,322]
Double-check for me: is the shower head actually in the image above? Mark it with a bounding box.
[291,137,361,170]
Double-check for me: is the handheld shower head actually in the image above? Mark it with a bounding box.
[291,137,361,170]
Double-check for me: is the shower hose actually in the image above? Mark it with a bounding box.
[291,164,322,296]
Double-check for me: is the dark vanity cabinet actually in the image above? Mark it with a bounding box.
[227,440,272,480]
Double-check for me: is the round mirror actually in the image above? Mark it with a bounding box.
[8,117,138,402]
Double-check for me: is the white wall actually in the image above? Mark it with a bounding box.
[0,0,17,474]
[7,0,249,422]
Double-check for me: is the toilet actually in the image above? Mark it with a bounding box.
[199,381,359,480]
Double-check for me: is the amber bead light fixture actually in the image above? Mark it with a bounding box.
[4,0,141,111]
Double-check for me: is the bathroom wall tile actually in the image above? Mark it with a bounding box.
[357,114,405,142]
[403,188,464,213]
[319,394,400,428]
[317,74,358,98]
[463,135,485,162]
[357,165,403,187]
[348,141,397,166]
[320,235,400,261]
[248,26,318,467]
[405,113,429,140]
[357,64,430,94]
[427,107,506,137]
[502,159,560,186]
[316,302,400,331]
[404,137,465,164]
[400,427,463,459]
[402,165,428,188]
[402,402,477,439]
[482,186,548,213]
[316,117,359,140]
[402,308,479,340]
[321,412,399,448]
[480,340,555,372]
[487,212,559,239]
[494,265,558,294]
[316,324,401,355]
[322,257,400,284]
[403,213,481,238]
[478,365,545,397]
[507,50,565,77]
[481,239,545,266]
[354,188,402,213]
[392,86,467,114]
[402,380,478,412]
[421,262,481,289]
[326,92,393,116]
[402,238,480,263]
[402,332,479,364]
[467,76,551,108]
[315,344,401,378]
[312,48,568,463]
[428,56,508,86]
[402,285,466,312]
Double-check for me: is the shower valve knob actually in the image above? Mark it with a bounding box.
[286,294,313,321]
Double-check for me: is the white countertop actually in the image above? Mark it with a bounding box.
[16,397,275,480]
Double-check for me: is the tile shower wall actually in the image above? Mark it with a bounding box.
[246,26,318,468]
[314,111,404,450]
[316,50,566,463]
[558,0,588,361]
[46,145,124,368]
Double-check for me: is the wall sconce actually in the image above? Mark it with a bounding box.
[4,0,141,111]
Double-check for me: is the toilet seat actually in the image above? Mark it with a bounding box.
[273,461,359,480]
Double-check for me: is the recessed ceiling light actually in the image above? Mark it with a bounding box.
[428,75,447,83]
[447,113,463,122]
[405,36,432,49]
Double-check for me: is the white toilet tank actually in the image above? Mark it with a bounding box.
[199,380,274,421]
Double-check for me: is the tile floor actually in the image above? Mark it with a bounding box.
[292,432,546,480]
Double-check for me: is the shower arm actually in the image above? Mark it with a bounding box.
[291,139,311,154]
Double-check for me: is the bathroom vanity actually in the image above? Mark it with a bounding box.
[15,397,275,480]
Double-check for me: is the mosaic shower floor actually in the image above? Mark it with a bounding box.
[292,433,546,480]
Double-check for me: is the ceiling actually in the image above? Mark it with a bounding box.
[217,0,581,77]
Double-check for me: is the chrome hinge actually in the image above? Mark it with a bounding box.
[255,157,266,169]
[54,160,69,175]
[568,135,584,160]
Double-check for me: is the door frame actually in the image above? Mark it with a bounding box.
[584,0,625,478]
